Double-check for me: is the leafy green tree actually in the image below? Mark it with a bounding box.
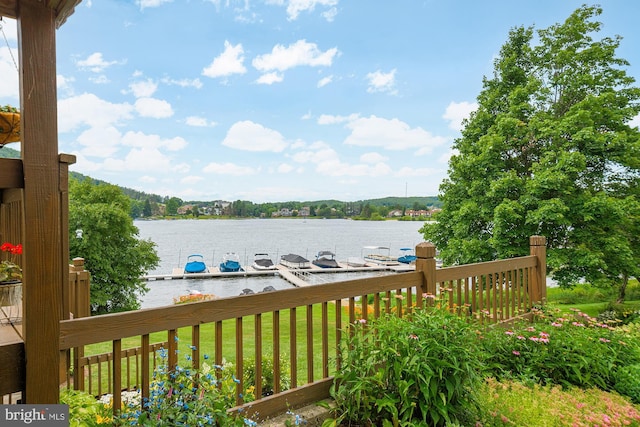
[69,178,160,314]
[143,199,152,217]
[422,6,640,301]
[165,197,183,215]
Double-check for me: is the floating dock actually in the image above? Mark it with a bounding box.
[143,261,414,281]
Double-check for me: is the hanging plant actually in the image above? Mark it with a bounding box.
[0,105,20,147]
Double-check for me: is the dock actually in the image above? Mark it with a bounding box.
[143,261,414,282]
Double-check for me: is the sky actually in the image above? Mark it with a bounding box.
[1,1,639,203]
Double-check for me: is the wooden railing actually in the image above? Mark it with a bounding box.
[57,237,546,421]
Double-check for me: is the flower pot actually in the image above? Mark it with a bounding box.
[0,111,20,146]
[0,281,22,324]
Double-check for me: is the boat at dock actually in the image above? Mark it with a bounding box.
[312,250,340,268]
[397,248,417,264]
[280,253,310,269]
[219,252,242,272]
[184,254,208,273]
[362,246,399,266]
[252,253,276,270]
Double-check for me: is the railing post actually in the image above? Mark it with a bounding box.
[415,242,437,297]
[529,236,547,304]
[69,257,90,390]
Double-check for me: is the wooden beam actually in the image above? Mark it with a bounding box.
[18,0,62,404]
[0,342,25,396]
[0,158,23,189]
[0,0,18,20]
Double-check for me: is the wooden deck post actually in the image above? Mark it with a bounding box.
[18,0,63,403]
[415,242,437,296]
[529,236,547,304]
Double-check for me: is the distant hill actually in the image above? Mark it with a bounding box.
[0,146,20,159]
[69,171,440,207]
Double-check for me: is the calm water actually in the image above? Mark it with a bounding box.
[135,219,425,308]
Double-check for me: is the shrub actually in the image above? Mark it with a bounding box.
[243,353,291,396]
[326,304,484,427]
[614,364,640,404]
[480,307,640,394]
[60,388,114,426]
[113,347,254,426]
[477,378,640,426]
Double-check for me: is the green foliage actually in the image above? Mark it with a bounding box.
[243,352,291,396]
[423,5,640,301]
[480,307,640,394]
[116,347,251,426]
[69,177,159,314]
[477,378,640,426]
[327,305,483,427]
[60,388,114,426]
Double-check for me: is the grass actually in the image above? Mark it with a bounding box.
[77,301,346,394]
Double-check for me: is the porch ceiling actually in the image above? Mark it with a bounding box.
[0,0,82,28]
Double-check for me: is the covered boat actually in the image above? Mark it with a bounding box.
[362,246,399,266]
[280,253,310,269]
[184,254,208,273]
[219,252,242,272]
[312,250,340,268]
[252,253,276,270]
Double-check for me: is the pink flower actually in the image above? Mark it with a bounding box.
[409,334,419,340]
[512,350,520,356]
[517,335,526,340]
[505,330,514,336]
[599,338,611,343]
[551,322,563,327]
[357,318,367,324]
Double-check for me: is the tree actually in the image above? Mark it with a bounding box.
[69,178,160,314]
[165,197,183,215]
[421,5,640,301]
[143,199,152,217]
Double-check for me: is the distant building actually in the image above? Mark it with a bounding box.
[388,209,403,218]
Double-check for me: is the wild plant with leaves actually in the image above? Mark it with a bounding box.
[325,300,484,427]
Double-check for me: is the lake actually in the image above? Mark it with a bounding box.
[135,218,426,308]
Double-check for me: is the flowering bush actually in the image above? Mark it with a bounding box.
[326,302,484,427]
[0,242,22,283]
[115,346,255,426]
[480,306,640,395]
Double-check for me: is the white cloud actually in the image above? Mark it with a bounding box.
[396,166,439,177]
[321,7,338,21]
[202,162,258,175]
[291,141,392,178]
[282,0,339,21]
[139,175,157,183]
[76,126,122,158]
[89,75,110,84]
[629,113,640,129]
[252,39,338,72]
[202,41,247,78]
[129,79,158,98]
[222,120,288,152]
[360,152,387,164]
[121,131,187,152]
[344,115,447,154]
[181,175,204,184]
[137,0,173,10]
[57,74,76,96]
[186,116,216,127]
[317,75,333,87]
[76,52,118,73]
[277,163,295,173]
[161,77,203,89]
[366,69,397,95]
[256,72,284,85]
[58,93,134,132]
[134,97,174,118]
[317,113,359,125]
[443,101,478,131]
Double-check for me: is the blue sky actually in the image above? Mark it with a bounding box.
[1,1,639,203]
